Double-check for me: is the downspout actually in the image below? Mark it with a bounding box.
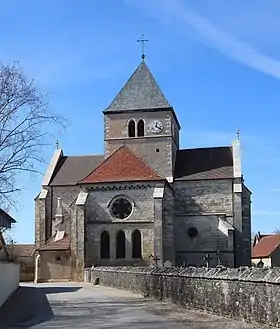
[34,254,40,283]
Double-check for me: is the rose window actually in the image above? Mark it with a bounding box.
[110,197,133,219]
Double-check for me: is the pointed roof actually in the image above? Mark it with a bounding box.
[80,146,163,184]
[36,232,70,251]
[104,61,171,113]
[252,234,280,258]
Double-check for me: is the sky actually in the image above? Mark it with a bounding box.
[2,0,280,242]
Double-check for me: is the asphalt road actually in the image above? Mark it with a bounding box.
[0,282,271,329]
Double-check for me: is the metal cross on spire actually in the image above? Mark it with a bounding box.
[137,34,148,61]
[236,128,240,140]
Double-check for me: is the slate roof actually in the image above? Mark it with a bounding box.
[252,234,280,258]
[36,234,70,251]
[47,146,234,186]
[104,61,171,113]
[174,147,233,181]
[80,146,163,184]
[50,155,104,186]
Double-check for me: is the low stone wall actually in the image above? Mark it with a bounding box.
[0,262,20,307]
[91,266,280,327]
[20,265,34,282]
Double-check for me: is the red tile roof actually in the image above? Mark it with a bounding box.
[37,234,70,251]
[252,234,280,258]
[80,146,163,184]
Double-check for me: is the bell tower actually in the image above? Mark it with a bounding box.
[103,38,180,180]
[103,60,180,181]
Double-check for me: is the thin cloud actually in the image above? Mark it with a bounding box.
[181,9,280,80]
[126,0,280,80]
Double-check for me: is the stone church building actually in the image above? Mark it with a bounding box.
[35,59,251,282]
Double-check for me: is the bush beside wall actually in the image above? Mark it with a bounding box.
[91,266,280,327]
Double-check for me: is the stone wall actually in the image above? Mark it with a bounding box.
[91,266,280,327]
[104,110,178,179]
[241,185,252,266]
[84,182,159,266]
[51,185,80,236]
[173,180,235,266]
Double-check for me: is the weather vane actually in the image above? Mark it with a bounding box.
[137,34,148,61]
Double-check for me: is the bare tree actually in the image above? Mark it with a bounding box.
[0,62,67,208]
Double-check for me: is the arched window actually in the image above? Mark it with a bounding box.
[128,120,136,137]
[100,231,110,259]
[137,119,144,137]
[132,229,142,259]
[116,230,126,258]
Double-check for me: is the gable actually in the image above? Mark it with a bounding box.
[80,146,163,184]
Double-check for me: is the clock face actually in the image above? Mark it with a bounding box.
[150,120,163,134]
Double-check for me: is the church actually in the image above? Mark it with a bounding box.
[35,56,251,282]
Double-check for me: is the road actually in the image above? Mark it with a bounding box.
[0,282,271,328]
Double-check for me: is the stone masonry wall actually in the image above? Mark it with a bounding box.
[173,180,235,266]
[84,182,161,266]
[91,266,280,327]
[162,185,175,264]
[242,185,252,266]
[104,110,178,179]
[173,180,233,216]
[51,186,80,236]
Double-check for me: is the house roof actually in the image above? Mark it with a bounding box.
[252,232,270,247]
[36,233,70,251]
[174,147,233,181]
[80,145,163,184]
[6,244,35,257]
[252,234,280,258]
[50,155,104,186]
[104,61,171,113]
[0,209,16,228]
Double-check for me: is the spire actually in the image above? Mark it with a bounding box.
[104,61,171,113]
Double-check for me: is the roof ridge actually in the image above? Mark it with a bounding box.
[67,154,104,158]
[179,146,232,151]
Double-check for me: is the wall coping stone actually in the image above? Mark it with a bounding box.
[91,266,280,284]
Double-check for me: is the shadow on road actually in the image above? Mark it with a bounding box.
[0,286,53,329]
[40,286,82,295]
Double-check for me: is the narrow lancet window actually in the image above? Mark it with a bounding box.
[128,120,136,137]
[100,231,110,259]
[137,119,145,137]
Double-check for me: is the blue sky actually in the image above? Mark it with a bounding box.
[2,0,280,242]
